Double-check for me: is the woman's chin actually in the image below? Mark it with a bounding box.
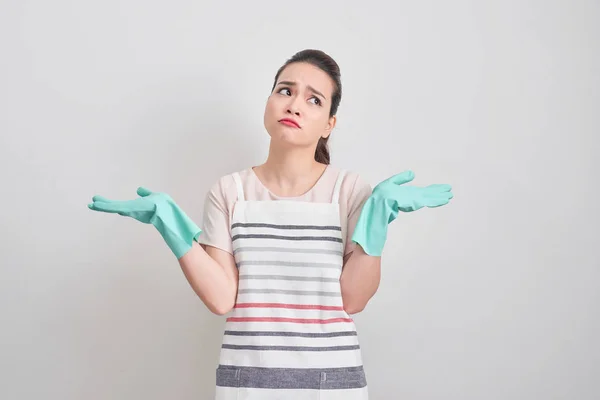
[270,134,312,150]
[269,128,301,143]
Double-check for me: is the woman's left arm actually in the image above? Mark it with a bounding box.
[340,246,381,314]
[339,169,453,315]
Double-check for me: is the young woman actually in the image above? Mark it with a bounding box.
[88,49,453,399]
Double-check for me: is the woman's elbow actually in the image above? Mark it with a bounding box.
[208,297,235,316]
[344,302,366,315]
[341,291,369,314]
[202,286,237,316]
[211,303,234,316]
[341,284,379,315]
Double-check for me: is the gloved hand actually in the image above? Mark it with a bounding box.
[351,171,453,256]
[88,187,202,259]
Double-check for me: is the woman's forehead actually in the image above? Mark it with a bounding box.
[277,63,334,94]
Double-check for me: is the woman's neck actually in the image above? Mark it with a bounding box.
[254,143,328,197]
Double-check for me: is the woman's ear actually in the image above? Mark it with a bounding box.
[323,115,337,139]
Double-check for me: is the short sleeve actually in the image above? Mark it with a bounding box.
[344,174,372,256]
[197,177,234,255]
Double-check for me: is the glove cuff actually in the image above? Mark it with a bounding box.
[351,196,393,256]
[152,202,202,259]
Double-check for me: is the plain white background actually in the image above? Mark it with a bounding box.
[1,0,598,399]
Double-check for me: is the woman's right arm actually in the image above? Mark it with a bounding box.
[88,182,239,315]
[178,242,238,315]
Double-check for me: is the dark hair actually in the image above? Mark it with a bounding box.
[271,49,342,165]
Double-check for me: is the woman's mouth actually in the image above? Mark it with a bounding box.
[279,118,300,128]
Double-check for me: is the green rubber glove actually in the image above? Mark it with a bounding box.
[88,187,202,259]
[351,171,453,256]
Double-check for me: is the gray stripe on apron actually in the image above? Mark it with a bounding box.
[232,222,342,231]
[232,233,343,243]
[236,260,341,269]
[233,247,343,256]
[239,274,339,283]
[237,288,341,297]
[224,330,357,338]
[216,364,367,390]
[222,344,360,352]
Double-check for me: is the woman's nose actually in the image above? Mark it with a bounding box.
[286,100,301,116]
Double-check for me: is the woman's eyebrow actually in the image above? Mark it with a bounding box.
[276,80,327,100]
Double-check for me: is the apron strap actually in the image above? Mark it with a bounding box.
[332,169,346,204]
[232,172,245,201]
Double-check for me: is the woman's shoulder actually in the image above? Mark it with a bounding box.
[209,166,253,186]
[328,166,372,218]
[328,165,371,193]
[205,168,251,208]
[312,165,371,207]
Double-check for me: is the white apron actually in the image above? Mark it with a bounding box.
[214,169,368,399]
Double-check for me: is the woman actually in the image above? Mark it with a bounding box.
[88,49,453,399]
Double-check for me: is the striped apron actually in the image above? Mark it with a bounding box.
[214,169,368,399]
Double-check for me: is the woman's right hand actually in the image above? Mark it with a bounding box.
[89,187,238,314]
[88,187,202,259]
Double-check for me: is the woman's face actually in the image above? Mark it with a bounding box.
[264,62,336,150]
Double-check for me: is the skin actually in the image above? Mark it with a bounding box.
[256,61,337,197]
[178,62,381,315]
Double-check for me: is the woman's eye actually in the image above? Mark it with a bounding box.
[309,97,321,106]
[278,88,291,95]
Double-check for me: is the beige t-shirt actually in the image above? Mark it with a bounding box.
[197,165,372,256]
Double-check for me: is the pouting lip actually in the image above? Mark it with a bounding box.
[279,118,301,128]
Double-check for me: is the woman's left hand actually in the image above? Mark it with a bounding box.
[351,170,453,256]
[374,170,453,213]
